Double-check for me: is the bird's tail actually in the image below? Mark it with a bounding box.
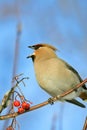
[66,89,87,108]
[66,99,86,108]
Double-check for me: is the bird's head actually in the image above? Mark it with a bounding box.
[27,43,57,62]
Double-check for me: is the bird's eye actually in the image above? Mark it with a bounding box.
[32,44,43,50]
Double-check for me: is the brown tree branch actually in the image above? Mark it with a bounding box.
[0,78,87,120]
[83,117,87,130]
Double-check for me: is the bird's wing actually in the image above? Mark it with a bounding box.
[64,60,87,101]
[63,60,87,89]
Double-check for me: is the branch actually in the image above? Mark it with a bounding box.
[0,78,87,120]
[83,117,87,130]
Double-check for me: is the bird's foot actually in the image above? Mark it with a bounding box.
[48,98,54,105]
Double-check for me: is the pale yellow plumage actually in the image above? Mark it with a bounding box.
[27,43,87,108]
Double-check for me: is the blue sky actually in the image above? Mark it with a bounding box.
[0,0,87,130]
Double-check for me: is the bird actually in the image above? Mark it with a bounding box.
[27,43,87,108]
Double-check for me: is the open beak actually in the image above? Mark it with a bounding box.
[27,46,34,58]
[27,46,35,61]
[27,46,35,58]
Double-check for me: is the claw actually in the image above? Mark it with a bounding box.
[48,98,54,105]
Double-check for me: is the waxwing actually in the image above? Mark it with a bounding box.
[27,43,87,108]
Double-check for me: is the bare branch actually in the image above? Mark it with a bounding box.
[0,78,87,120]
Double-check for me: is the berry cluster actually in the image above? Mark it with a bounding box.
[5,74,32,129]
[13,100,30,113]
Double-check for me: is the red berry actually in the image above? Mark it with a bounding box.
[25,103,30,110]
[22,102,30,110]
[13,100,20,107]
[21,102,27,109]
[18,107,25,113]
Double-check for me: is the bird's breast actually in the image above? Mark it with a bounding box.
[34,58,81,98]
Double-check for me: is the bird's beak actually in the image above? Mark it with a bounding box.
[27,54,33,58]
[27,53,35,62]
[28,46,35,49]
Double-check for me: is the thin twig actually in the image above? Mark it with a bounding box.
[0,78,87,120]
